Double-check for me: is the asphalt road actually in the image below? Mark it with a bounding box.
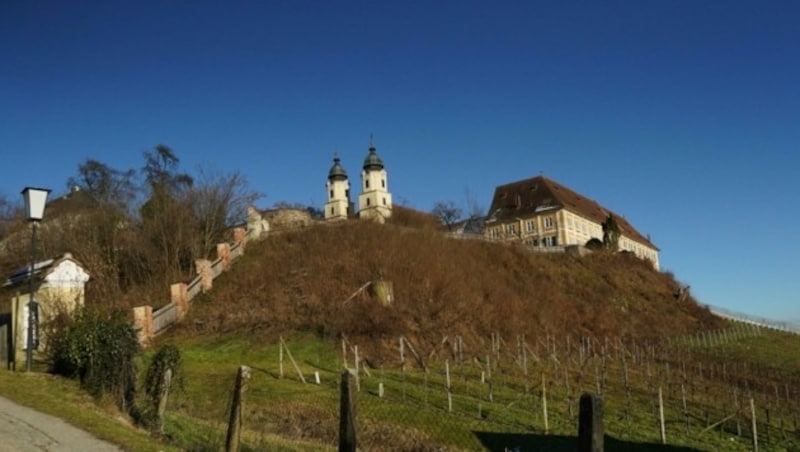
[0,396,121,452]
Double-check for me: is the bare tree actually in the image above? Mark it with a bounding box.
[187,169,261,258]
[431,201,463,231]
[464,186,484,218]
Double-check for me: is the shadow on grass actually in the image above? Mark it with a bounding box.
[474,431,702,451]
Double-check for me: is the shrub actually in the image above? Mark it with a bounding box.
[48,308,140,414]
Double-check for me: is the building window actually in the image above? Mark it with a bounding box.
[329,189,334,199]
[330,207,334,215]
[544,217,554,229]
[367,198,371,206]
[382,198,386,205]
[507,224,516,235]
[526,220,535,233]
[381,179,385,188]
[365,180,370,189]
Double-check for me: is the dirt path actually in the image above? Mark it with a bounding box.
[0,396,121,452]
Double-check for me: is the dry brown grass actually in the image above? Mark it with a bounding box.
[180,221,723,362]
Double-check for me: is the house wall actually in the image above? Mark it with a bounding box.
[9,284,85,365]
[484,209,660,269]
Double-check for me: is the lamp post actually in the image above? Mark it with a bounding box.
[21,186,50,372]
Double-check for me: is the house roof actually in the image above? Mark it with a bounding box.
[3,252,89,288]
[487,175,657,250]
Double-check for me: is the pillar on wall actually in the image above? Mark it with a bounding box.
[217,243,232,270]
[195,259,213,292]
[133,305,154,345]
[233,227,247,248]
[171,283,189,319]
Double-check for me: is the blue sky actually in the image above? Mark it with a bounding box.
[1,1,798,321]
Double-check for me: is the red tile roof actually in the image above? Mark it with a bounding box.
[487,175,657,250]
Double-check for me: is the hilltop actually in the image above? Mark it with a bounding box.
[180,219,723,358]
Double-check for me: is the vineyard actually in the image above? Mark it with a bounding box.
[160,321,800,451]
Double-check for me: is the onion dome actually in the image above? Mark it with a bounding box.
[363,143,384,171]
[328,154,348,181]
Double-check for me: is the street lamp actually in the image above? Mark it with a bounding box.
[21,186,50,372]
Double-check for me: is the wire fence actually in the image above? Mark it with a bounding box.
[170,328,800,451]
[706,304,800,335]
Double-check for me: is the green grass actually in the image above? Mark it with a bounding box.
[2,326,799,451]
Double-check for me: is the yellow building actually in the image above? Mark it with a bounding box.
[1,253,90,369]
[484,175,660,269]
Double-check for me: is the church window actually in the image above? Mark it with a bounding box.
[367,198,371,206]
[366,180,370,189]
[382,198,386,205]
[329,190,333,199]
[381,179,385,188]
[330,207,334,215]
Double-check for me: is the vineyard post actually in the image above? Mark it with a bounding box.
[342,337,347,369]
[734,388,741,437]
[339,370,356,452]
[578,393,603,452]
[446,360,452,413]
[225,366,251,452]
[279,338,284,379]
[750,397,758,452]
[564,366,574,419]
[658,386,666,445]
[542,372,549,434]
[354,345,360,392]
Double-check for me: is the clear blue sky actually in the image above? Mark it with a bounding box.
[2,1,798,321]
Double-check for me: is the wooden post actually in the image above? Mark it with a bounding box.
[156,368,173,434]
[542,372,549,434]
[354,345,360,392]
[342,337,347,368]
[279,339,284,378]
[578,393,604,452]
[446,360,452,412]
[339,370,356,452]
[280,337,306,384]
[658,386,666,444]
[225,365,251,452]
[751,397,758,452]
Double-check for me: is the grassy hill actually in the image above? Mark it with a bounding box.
[181,220,723,357]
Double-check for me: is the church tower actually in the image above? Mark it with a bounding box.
[324,154,350,221]
[358,139,392,221]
